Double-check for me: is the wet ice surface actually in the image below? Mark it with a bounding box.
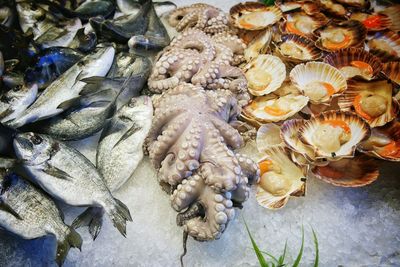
[1,0,400,266]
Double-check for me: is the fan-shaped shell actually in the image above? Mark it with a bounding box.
[244,27,273,61]
[358,119,400,161]
[319,0,348,18]
[290,62,347,104]
[275,0,320,15]
[315,20,367,52]
[335,0,370,9]
[337,79,399,127]
[350,12,392,32]
[256,145,307,210]
[243,94,309,123]
[382,61,400,85]
[311,155,379,187]
[298,111,371,160]
[367,31,400,62]
[230,2,282,30]
[379,5,400,33]
[324,48,382,80]
[282,12,329,39]
[244,55,286,96]
[256,123,284,153]
[276,34,322,62]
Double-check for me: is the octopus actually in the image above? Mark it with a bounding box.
[147,83,259,241]
[148,29,249,105]
[168,3,231,35]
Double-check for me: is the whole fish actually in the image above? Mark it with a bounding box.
[68,28,97,53]
[0,170,82,266]
[0,82,38,123]
[73,96,153,240]
[7,46,115,128]
[13,132,133,237]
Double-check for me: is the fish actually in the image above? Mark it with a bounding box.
[15,1,48,36]
[0,82,38,123]
[7,46,115,128]
[0,170,82,266]
[1,71,25,90]
[0,6,15,28]
[0,50,3,77]
[24,47,84,90]
[68,28,97,53]
[0,124,17,157]
[13,132,133,237]
[116,0,176,16]
[22,83,122,140]
[72,96,153,240]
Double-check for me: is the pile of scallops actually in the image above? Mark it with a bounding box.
[229,0,400,209]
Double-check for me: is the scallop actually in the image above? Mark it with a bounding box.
[379,5,400,33]
[298,111,371,160]
[315,20,367,52]
[324,48,382,81]
[311,155,379,187]
[275,0,320,15]
[367,31,400,62]
[276,34,322,62]
[256,123,284,153]
[244,27,273,61]
[256,145,307,210]
[290,62,347,104]
[337,79,399,127]
[243,94,309,123]
[350,12,392,32]
[282,12,329,39]
[335,0,370,9]
[230,2,282,31]
[319,0,348,18]
[358,119,400,162]
[243,55,286,96]
[382,61,400,86]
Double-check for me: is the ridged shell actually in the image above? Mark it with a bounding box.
[298,111,371,160]
[275,0,320,15]
[382,61,400,85]
[282,12,329,39]
[256,145,307,210]
[379,5,400,33]
[244,55,286,96]
[314,20,367,52]
[275,34,322,62]
[350,12,392,32]
[311,155,379,187]
[290,62,347,104]
[244,27,273,61]
[357,119,400,161]
[319,0,348,18]
[256,123,284,153]
[243,94,309,123]
[337,79,399,127]
[324,48,382,80]
[367,31,400,62]
[238,29,265,45]
[335,0,370,9]
[230,2,283,30]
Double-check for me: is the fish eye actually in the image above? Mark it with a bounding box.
[31,135,43,145]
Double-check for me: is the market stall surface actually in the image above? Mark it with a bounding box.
[1,1,399,266]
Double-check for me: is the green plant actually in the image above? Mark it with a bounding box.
[262,0,275,6]
[244,221,319,267]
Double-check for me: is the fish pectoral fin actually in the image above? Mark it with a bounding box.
[56,97,81,111]
[42,164,72,180]
[113,123,142,148]
[0,202,22,220]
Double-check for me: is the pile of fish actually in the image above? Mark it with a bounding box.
[228,0,400,209]
[0,0,171,265]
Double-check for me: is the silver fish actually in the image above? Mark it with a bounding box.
[7,46,115,128]
[13,132,132,237]
[16,1,48,35]
[0,170,82,266]
[0,83,38,123]
[117,0,176,16]
[72,96,153,240]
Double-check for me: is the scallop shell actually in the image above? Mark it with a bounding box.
[230,2,283,31]
[238,29,265,45]
[367,31,400,62]
[382,61,400,85]
[244,27,273,61]
[243,94,309,123]
[349,12,392,32]
[379,5,400,33]
[337,79,399,127]
[311,155,379,187]
[314,20,367,52]
[256,145,307,210]
[290,62,347,104]
[324,48,382,80]
[335,0,370,9]
[319,0,348,18]
[256,123,284,153]
[298,111,371,160]
[244,55,286,96]
[357,119,400,161]
[282,12,329,39]
[275,34,322,62]
[275,0,320,15]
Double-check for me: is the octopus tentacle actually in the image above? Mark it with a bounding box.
[210,116,243,149]
[236,153,260,185]
[171,173,205,211]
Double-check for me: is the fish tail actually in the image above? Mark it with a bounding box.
[105,198,132,237]
[55,227,83,266]
[71,207,105,240]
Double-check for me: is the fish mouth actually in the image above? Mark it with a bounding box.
[13,133,34,154]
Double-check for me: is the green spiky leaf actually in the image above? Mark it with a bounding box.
[262,0,275,6]
[278,241,288,266]
[292,226,304,267]
[312,228,319,267]
[244,220,269,267]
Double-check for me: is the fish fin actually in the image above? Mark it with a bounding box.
[0,202,22,220]
[71,207,104,240]
[42,165,72,180]
[105,198,132,237]
[55,227,83,266]
[56,97,81,110]
[113,123,142,148]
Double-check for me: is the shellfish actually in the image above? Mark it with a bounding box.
[282,12,329,39]
[256,123,284,153]
[275,0,320,15]
[256,145,307,210]
[275,34,322,62]
[230,2,282,31]
[319,0,348,18]
[324,48,382,80]
[382,61,400,85]
[290,62,347,104]
[335,0,370,9]
[350,12,392,32]
[367,31,400,62]
[244,27,273,61]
